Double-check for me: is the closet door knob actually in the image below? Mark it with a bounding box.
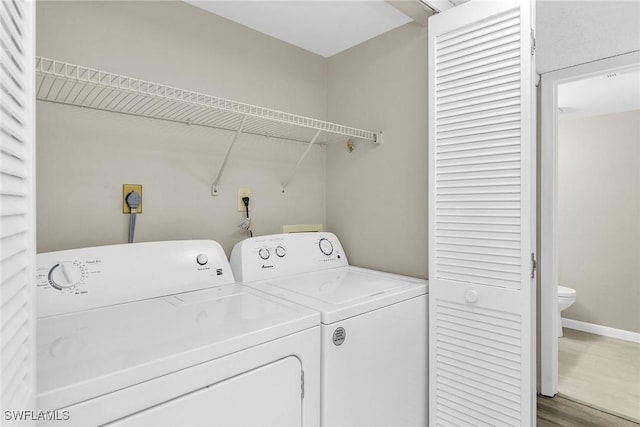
[464,290,478,304]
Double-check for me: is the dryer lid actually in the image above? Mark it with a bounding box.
[248,266,428,324]
[37,284,319,411]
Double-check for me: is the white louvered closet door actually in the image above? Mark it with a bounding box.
[0,0,36,419]
[428,1,536,426]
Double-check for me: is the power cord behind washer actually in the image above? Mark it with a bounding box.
[126,191,141,243]
[242,196,252,237]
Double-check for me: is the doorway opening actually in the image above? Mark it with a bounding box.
[540,51,640,421]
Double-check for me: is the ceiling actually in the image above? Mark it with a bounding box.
[184,1,640,74]
[185,1,414,58]
[558,66,640,119]
[536,0,640,74]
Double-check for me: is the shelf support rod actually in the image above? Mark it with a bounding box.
[212,114,247,195]
[281,129,322,194]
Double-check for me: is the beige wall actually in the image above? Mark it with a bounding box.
[326,23,428,278]
[36,1,327,255]
[558,110,640,333]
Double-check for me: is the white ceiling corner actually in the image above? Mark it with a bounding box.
[536,0,640,74]
[185,0,413,58]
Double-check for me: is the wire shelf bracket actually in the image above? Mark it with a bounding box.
[211,115,247,196]
[281,129,322,194]
[35,57,382,193]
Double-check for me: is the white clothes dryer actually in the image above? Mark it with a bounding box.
[36,240,320,426]
[230,232,428,427]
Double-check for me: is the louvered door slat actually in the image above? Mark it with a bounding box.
[438,372,520,408]
[439,97,520,118]
[437,74,520,100]
[1,271,26,310]
[1,312,27,372]
[437,387,519,426]
[0,147,27,171]
[438,357,520,390]
[436,347,520,381]
[1,217,28,241]
[435,301,523,427]
[3,357,28,404]
[438,139,520,153]
[434,5,525,286]
[438,367,520,399]
[0,0,35,418]
[0,74,27,117]
[438,147,520,161]
[439,43,522,77]
[0,106,27,142]
[438,54,521,82]
[0,172,28,200]
[429,1,535,425]
[438,9,520,44]
[438,83,520,107]
[438,114,521,134]
[438,106,521,127]
[0,45,26,97]
[1,295,28,357]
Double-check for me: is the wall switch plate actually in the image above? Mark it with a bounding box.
[123,184,143,213]
[237,188,250,212]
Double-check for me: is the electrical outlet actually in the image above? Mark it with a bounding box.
[123,184,143,213]
[237,188,250,212]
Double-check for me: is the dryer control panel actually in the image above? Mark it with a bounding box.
[230,232,349,283]
[36,240,234,318]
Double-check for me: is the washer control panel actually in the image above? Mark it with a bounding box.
[47,261,86,291]
[230,232,348,283]
[36,240,234,318]
[318,238,334,256]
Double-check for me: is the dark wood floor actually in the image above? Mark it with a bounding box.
[537,395,640,426]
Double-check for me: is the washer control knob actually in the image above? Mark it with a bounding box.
[196,254,208,265]
[48,262,82,290]
[319,238,334,256]
[275,246,286,258]
[259,248,270,260]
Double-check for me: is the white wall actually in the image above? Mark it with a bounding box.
[326,23,428,278]
[36,1,327,255]
[558,110,640,333]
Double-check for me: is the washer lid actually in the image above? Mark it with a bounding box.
[37,284,319,411]
[247,266,428,324]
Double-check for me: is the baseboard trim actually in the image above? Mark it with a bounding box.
[562,318,640,344]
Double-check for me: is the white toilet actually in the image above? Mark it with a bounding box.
[557,286,577,337]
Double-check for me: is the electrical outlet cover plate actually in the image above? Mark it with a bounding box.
[237,188,250,212]
[123,184,143,213]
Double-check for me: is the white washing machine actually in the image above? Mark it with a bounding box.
[230,232,428,427]
[35,240,320,426]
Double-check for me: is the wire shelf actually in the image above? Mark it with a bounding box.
[35,57,379,145]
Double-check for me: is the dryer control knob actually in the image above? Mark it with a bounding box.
[275,246,286,258]
[319,238,334,256]
[258,248,270,260]
[48,262,82,290]
[196,254,208,265]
